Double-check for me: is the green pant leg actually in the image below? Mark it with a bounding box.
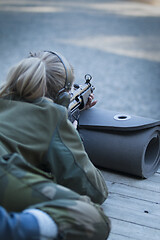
[0,153,110,240]
[31,198,111,240]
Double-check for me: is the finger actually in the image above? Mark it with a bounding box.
[90,100,97,107]
[89,93,94,100]
[86,100,97,109]
[88,96,92,103]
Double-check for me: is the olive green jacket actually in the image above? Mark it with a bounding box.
[0,98,108,204]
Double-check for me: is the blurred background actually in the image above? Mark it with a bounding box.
[0,0,160,119]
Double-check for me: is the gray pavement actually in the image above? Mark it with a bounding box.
[0,0,160,119]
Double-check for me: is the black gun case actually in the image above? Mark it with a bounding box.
[79,107,160,178]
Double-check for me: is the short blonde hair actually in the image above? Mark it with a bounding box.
[0,51,74,101]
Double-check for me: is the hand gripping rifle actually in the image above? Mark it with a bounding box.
[68,74,95,123]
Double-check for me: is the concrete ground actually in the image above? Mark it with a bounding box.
[0,0,160,120]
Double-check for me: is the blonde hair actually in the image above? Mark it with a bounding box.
[0,51,74,101]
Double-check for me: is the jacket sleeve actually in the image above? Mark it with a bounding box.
[47,108,108,204]
[0,206,39,240]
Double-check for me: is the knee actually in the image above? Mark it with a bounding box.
[73,200,110,240]
[31,197,111,240]
[57,199,111,240]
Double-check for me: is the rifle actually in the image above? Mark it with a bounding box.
[68,74,95,123]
